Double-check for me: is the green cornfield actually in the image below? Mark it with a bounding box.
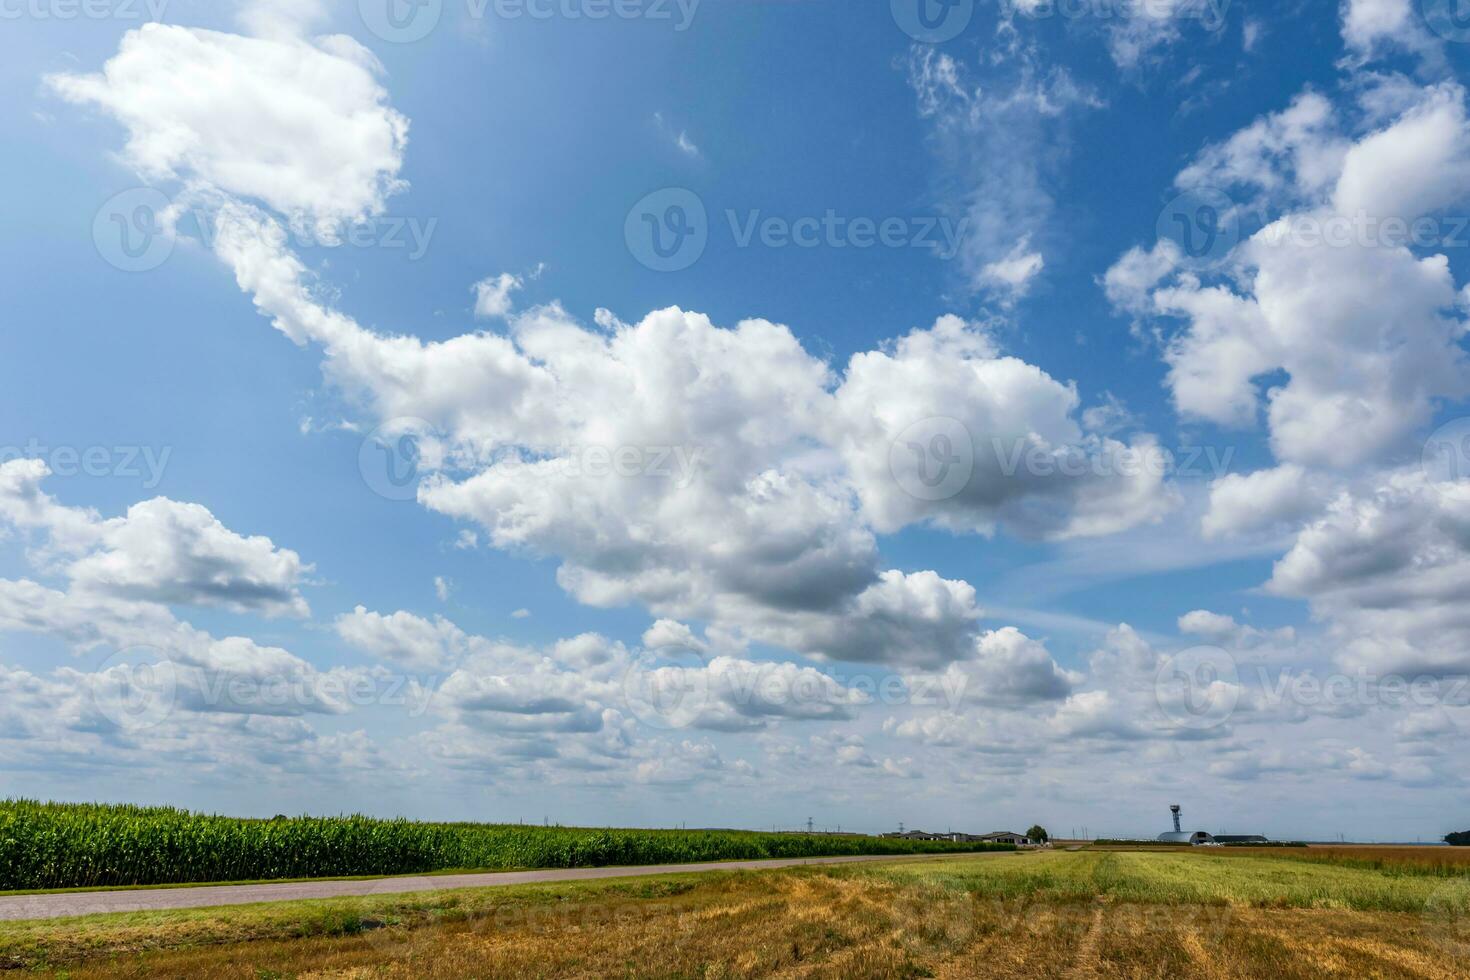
[0,800,1013,890]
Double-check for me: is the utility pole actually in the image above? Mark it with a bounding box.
[807,817,814,834]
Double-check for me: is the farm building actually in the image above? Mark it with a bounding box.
[1158,805,1217,846]
[978,831,1030,846]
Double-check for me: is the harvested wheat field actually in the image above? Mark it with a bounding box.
[3,849,1466,978]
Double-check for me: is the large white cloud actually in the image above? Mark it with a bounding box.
[1106,13,1470,688]
[1340,0,1445,67]
[48,22,407,229]
[743,571,982,669]
[929,627,1081,709]
[0,574,365,718]
[1334,82,1470,220]
[1268,471,1470,676]
[0,653,406,780]
[1172,91,1347,212]
[192,199,1171,668]
[336,608,871,734]
[1095,1,1470,706]
[50,18,1190,672]
[1123,82,1470,467]
[67,498,311,617]
[21,0,1470,815]
[0,460,310,617]
[335,606,466,671]
[0,461,366,718]
[835,315,1176,540]
[1201,464,1330,539]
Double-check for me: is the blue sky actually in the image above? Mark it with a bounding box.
[2,0,1469,842]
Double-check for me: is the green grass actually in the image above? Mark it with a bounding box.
[1217,846,1470,878]
[861,849,1470,914]
[0,800,1011,891]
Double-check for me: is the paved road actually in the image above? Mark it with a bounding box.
[0,853,970,922]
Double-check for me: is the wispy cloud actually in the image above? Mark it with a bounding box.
[653,111,701,159]
[907,46,1102,306]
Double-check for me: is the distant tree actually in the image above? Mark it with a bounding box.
[1446,831,1470,846]
[1026,825,1049,843]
